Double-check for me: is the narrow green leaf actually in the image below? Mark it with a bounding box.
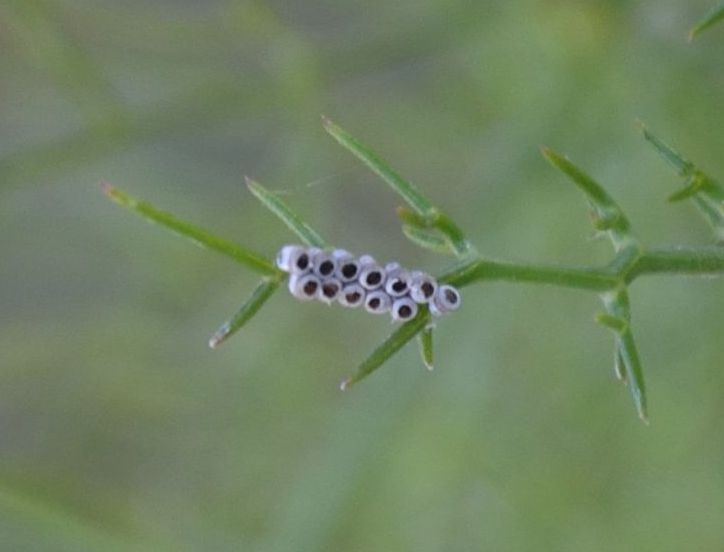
[601,290,648,423]
[323,118,473,258]
[208,278,280,348]
[102,182,278,276]
[402,225,454,255]
[667,175,705,203]
[322,116,435,218]
[245,177,327,248]
[340,310,428,389]
[618,331,648,423]
[639,125,724,239]
[639,124,695,176]
[418,321,434,370]
[690,4,724,39]
[541,148,633,248]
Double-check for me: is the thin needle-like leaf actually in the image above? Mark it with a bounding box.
[103,182,278,276]
[690,3,724,40]
[618,331,648,423]
[340,311,428,390]
[601,290,648,423]
[322,116,435,218]
[667,175,705,203]
[245,177,327,248]
[639,125,724,240]
[418,321,434,370]
[323,118,474,257]
[542,148,631,229]
[638,124,695,176]
[542,148,634,251]
[208,278,280,348]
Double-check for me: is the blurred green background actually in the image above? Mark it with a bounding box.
[2,1,723,550]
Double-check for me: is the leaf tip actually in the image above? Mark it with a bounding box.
[541,147,566,168]
[321,115,338,134]
[208,330,226,349]
[339,378,352,391]
[100,180,114,195]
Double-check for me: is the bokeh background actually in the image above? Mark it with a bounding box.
[2,1,723,550]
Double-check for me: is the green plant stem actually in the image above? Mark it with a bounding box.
[440,246,724,291]
[440,258,619,290]
[632,247,724,278]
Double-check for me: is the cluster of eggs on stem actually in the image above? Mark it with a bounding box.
[276,245,461,322]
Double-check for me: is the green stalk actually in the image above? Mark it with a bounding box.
[440,258,620,291]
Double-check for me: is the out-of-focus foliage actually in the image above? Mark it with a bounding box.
[690,3,724,39]
[1,1,723,550]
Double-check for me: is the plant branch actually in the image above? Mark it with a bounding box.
[438,245,724,291]
[439,258,620,291]
[323,117,475,258]
[631,247,724,278]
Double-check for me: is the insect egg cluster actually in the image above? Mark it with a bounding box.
[276,245,461,322]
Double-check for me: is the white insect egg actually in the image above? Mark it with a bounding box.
[384,267,410,298]
[358,254,376,266]
[278,245,313,275]
[276,244,304,272]
[430,284,461,315]
[364,290,392,314]
[409,271,438,304]
[358,260,386,290]
[288,273,321,301]
[391,297,418,322]
[311,250,338,279]
[333,249,361,283]
[279,244,460,321]
[317,277,342,304]
[338,283,366,308]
